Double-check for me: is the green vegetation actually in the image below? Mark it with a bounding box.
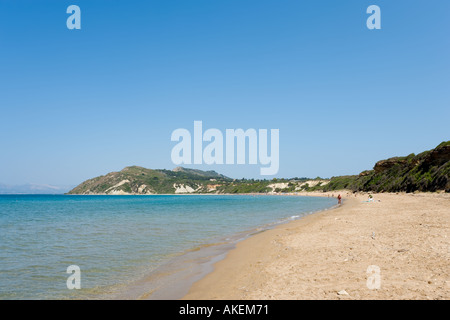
[320,141,450,193]
[321,176,359,192]
[68,141,449,195]
[67,166,233,195]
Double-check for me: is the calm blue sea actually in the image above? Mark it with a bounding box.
[0,194,336,299]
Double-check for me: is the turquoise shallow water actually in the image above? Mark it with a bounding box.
[0,194,336,299]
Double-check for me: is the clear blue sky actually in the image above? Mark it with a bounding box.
[0,0,449,186]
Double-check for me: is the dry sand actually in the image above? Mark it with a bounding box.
[183,191,450,300]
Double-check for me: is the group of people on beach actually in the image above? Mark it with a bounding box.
[336,193,375,204]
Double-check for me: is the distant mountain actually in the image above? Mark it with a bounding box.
[0,183,73,194]
[321,141,450,193]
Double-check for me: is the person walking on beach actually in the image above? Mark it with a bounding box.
[337,194,342,205]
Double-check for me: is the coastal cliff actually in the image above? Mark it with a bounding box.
[323,141,450,193]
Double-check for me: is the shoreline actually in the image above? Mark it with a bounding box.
[182,191,450,300]
[110,193,338,300]
[61,193,344,196]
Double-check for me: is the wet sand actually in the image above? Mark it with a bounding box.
[183,192,450,300]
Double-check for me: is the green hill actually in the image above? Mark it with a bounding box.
[322,141,450,193]
[67,166,231,195]
[67,166,325,195]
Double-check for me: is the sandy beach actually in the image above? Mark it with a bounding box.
[183,191,450,300]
